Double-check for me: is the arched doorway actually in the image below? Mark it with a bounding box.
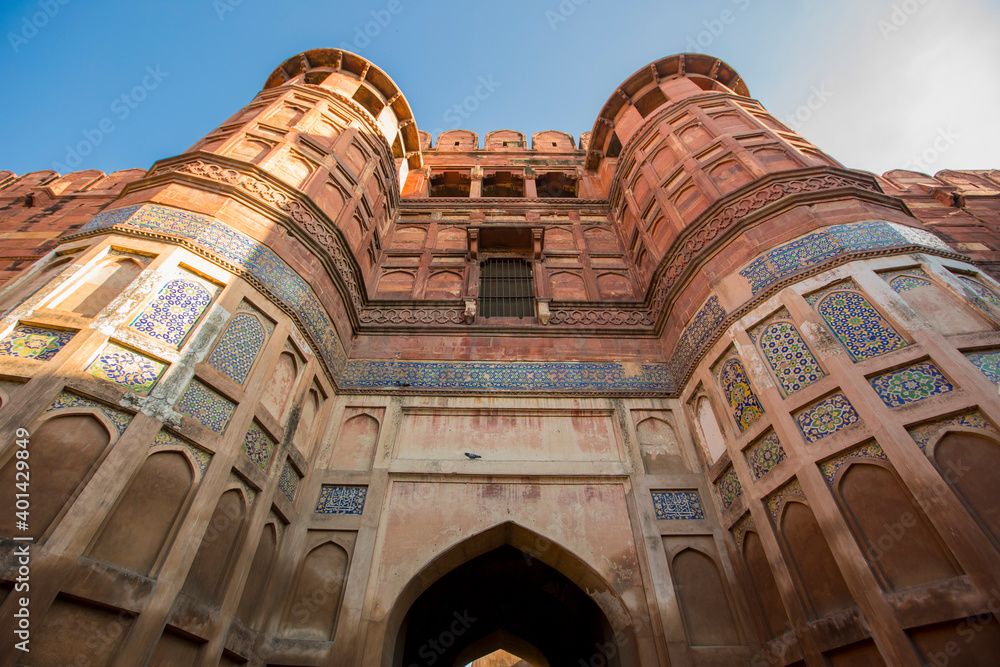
[387,523,636,667]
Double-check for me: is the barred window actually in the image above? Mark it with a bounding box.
[479,259,534,319]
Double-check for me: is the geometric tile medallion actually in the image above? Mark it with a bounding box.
[241,421,275,470]
[755,320,825,396]
[45,390,132,436]
[175,379,235,435]
[907,409,999,452]
[651,490,706,520]
[315,485,367,515]
[278,460,300,501]
[717,356,764,432]
[86,343,166,395]
[716,467,743,511]
[813,287,908,362]
[0,325,75,361]
[131,278,214,346]
[208,311,267,385]
[745,431,787,480]
[869,361,954,408]
[964,350,1000,385]
[819,441,889,484]
[794,392,861,443]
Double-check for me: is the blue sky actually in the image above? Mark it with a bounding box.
[2,0,998,179]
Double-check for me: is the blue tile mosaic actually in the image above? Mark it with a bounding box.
[278,461,300,501]
[315,485,367,515]
[740,221,952,294]
[340,359,674,392]
[87,343,166,395]
[963,350,1000,384]
[45,390,132,435]
[175,379,235,434]
[131,278,214,346]
[745,431,787,480]
[812,285,908,361]
[241,421,275,470]
[0,325,75,361]
[81,204,347,375]
[667,296,727,381]
[754,319,825,396]
[208,311,268,385]
[716,467,743,511]
[882,268,934,294]
[869,362,954,408]
[651,490,705,520]
[717,357,764,432]
[961,276,1000,309]
[795,393,861,443]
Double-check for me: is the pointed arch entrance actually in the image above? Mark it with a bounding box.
[385,522,638,667]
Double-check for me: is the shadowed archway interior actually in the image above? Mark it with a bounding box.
[396,546,621,667]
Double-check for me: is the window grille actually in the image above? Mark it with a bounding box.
[479,259,534,319]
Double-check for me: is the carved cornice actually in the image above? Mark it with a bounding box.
[133,157,922,340]
[146,155,370,323]
[399,197,609,210]
[644,167,893,330]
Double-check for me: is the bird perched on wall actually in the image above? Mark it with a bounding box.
[464,452,481,459]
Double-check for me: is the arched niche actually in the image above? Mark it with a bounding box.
[0,255,73,315]
[181,487,247,605]
[425,270,463,299]
[694,396,727,463]
[332,412,381,470]
[596,273,632,300]
[236,522,279,628]
[583,227,617,252]
[543,228,575,251]
[391,226,427,248]
[779,501,854,619]
[835,461,960,591]
[436,226,467,250]
[280,540,350,641]
[931,431,1000,548]
[670,548,740,646]
[741,531,790,639]
[635,416,685,473]
[88,451,194,575]
[56,258,142,317]
[261,350,300,423]
[383,522,638,667]
[885,270,988,335]
[548,271,587,300]
[377,270,415,297]
[457,632,551,667]
[0,413,113,540]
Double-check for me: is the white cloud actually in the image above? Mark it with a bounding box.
[769,0,1000,175]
